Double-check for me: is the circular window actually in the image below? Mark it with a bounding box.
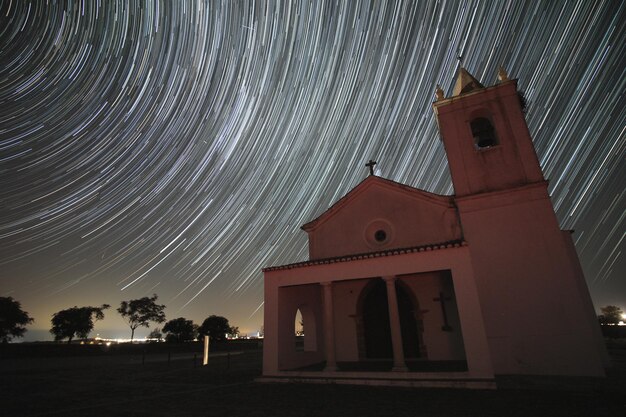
[364,219,394,248]
[374,230,387,242]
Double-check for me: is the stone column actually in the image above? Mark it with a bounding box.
[350,314,365,359]
[383,276,408,371]
[321,281,337,371]
[413,310,429,358]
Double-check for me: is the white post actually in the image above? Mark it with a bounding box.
[203,335,209,366]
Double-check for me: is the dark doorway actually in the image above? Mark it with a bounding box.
[398,283,420,358]
[363,280,392,358]
[362,279,421,359]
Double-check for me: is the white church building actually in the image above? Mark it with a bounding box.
[260,68,608,388]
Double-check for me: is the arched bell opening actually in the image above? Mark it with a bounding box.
[470,117,498,148]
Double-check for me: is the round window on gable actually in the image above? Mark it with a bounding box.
[470,117,497,148]
[374,230,387,242]
[364,219,394,248]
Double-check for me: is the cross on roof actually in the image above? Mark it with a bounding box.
[365,160,377,176]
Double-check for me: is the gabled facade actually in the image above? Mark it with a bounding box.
[302,176,461,260]
[260,68,607,388]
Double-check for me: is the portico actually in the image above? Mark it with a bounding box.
[261,240,496,388]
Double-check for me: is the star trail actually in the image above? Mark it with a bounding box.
[1,0,624,339]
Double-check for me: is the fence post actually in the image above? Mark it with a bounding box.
[203,336,209,366]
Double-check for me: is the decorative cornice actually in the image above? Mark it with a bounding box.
[262,240,467,272]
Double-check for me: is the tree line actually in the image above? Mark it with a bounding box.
[597,305,625,326]
[0,295,238,344]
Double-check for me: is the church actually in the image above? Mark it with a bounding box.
[260,68,608,388]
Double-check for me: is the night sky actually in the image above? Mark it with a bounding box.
[1,0,624,341]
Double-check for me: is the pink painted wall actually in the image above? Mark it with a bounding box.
[399,272,466,361]
[560,230,610,367]
[456,185,606,376]
[264,246,495,379]
[305,179,461,260]
[330,279,367,362]
[275,284,325,371]
[433,78,606,377]
[434,81,544,197]
[271,273,470,365]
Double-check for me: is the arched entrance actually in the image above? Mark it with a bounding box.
[294,305,317,352]
[359,279,422,359]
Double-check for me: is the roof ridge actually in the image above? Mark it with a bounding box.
[301,176,453,231]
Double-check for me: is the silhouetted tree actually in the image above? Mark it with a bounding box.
[117,294,166,342]
[229,326,240,338]
[163,317,197,342]
[50,305,110,344]
[598,305,624,325]
[0,297,34,343]
[198,315,231,342]
[148,327,163,342]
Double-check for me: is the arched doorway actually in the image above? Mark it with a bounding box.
[360,279,421,359]
[294,308,304,351]
[294,305,317,352]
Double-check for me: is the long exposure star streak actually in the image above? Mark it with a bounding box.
[0,1,624,340]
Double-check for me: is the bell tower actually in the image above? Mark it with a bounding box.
[430,67,609,376]
[432,68,544,197]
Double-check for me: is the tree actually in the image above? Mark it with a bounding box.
[598,305,624,325]
[198,315,231,342]
[163,317,197,343]
[148,328,163,342]
[50,305,110,344]
[229,326,240,338]
[0,297,34,343]
[117,294,166,342]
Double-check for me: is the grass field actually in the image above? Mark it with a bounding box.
[1,344,625,417]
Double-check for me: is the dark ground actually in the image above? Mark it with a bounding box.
[1,342,625,417]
